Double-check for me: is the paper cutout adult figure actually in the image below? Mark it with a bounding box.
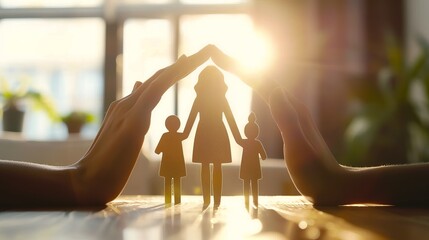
[240,112,267,208]
[155,115,186,204]
[183,65,242,207]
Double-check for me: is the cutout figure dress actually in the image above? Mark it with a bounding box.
[192,98,232,164]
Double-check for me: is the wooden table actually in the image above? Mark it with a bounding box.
[1,195,429,240]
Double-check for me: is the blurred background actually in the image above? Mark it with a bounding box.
[1,0,429,195]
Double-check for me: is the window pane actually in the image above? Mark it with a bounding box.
[0,19,104,139]
[0,0,102,8]
[123,19,173,158]
[179,14,254,162]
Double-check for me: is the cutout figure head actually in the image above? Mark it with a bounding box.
[165,115,180,132]
[244,112,259,140]
[194,65,227,98]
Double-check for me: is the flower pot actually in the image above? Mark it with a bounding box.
[2,106,25,132]
[64,120,85,134]
[62,111,93,135]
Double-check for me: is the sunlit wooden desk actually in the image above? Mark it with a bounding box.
[1,195,429,240]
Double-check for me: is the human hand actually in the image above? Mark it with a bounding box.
[73,46,213,204]
[210,45,346,204]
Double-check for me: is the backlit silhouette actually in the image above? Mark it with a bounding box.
[183,65,242,207]
[155,115,186,204]
[240,112,267,208]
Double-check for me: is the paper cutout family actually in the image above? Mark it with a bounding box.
[155,65,267,208]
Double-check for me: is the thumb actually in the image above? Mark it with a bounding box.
[132,81,143,92]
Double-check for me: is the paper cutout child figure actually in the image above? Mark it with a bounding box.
[155,115,186,204]
[240,112,267,208]
[183,65,242,207]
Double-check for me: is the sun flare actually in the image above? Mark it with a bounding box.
[233,30,274,75]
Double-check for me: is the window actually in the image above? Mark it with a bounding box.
[0,0,264,162]
[0,18,104,139]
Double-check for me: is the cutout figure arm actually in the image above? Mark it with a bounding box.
[182,101,198,140]
[211,45,429,206]
[224,100,243,146]
[155,134,165,155]
[0,45,213,208]
[178,132,187,141]
[258,142,267,160]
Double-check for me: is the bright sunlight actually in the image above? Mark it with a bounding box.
[232,30,274,75]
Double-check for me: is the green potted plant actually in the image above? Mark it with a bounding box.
[0,77,58,132]
[343,36,429,166]
[61,111,95,134]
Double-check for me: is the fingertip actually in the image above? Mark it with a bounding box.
[206,44,217,52]
[178,54,187,61]
[211,44,221,51]
[132,81,143,92]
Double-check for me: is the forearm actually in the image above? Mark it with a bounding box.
[0,153,134,208]
[0,135,140,209]
[0,160,79,208]
[344,164,429,205]
[289,161,429,206]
